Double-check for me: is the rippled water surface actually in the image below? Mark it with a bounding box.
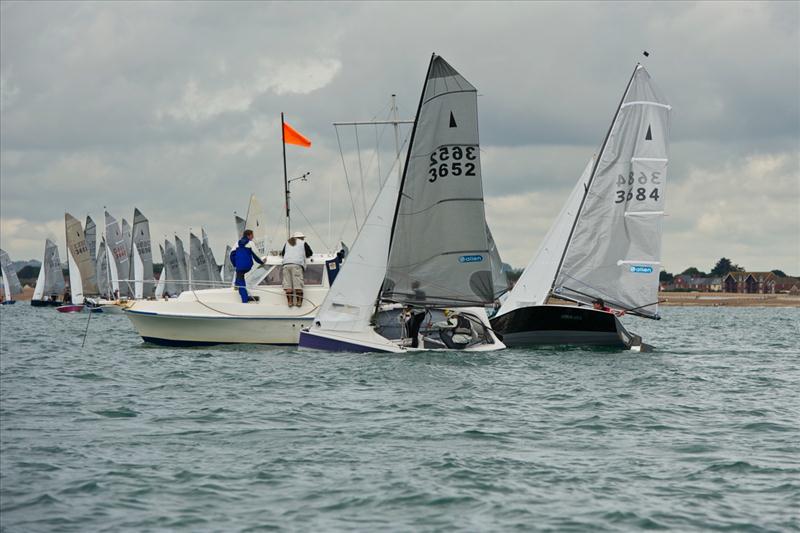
[1,305,798,531]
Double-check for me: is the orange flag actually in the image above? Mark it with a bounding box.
[283,121,311,148]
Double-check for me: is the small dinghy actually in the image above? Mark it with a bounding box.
[300,54,505,353]
[31,239,67,307]
[56,304,84,313]
[491,63,671,350]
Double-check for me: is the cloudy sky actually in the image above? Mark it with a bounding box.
[1,1,798,274]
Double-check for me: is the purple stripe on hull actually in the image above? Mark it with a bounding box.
[299,331,392,353]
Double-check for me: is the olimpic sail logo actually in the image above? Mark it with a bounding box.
[630,265,654,274]
[459,255,484,263]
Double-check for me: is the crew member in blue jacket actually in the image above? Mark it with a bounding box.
[230,230,265,303]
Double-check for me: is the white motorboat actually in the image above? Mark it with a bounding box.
[126,253,337,346]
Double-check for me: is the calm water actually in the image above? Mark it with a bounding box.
[1,305,798,531]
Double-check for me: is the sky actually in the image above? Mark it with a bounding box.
[1,1,799,275]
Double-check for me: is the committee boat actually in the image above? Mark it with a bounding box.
[490,63,671,350]
[299,54,505,353]
[126,253,337,346]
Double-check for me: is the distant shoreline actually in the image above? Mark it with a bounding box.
[657,292,800,307]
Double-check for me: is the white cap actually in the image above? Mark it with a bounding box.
[291,231,306,239]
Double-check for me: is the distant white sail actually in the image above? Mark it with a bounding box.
[222,245,234,284]
[189,232,211,290]
[0,248,23,301]
[154,253,166,299]
[244,195,267,255]
[105,211,131,297]
[33,239,66,301]
[162,240,181,296]
[65,213,98,304]
[85,215,98,290]
[131,208,155,297]
[96,236,111,298]
[234,215,246,240]
[201,228,222,284]
[173,237,190,294]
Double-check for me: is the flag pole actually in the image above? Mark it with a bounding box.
[281,112,290,238]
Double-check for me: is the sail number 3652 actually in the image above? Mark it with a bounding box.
[429,145,477,182]
[615,171,661,203]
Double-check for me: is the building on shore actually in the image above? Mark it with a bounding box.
[667,275,722,292]
[722,272,777,294]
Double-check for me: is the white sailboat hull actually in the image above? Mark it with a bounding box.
[300,307,505,353]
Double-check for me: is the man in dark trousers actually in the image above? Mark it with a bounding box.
[230,230,265,303]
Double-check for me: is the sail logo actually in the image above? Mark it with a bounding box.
[459,255,484,263]
[630,265,653,274]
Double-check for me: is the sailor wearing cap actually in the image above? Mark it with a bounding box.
[280,231,313,307]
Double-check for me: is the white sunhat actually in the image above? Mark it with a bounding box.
[291,231,306,239]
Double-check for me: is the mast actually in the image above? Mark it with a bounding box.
[392,94,402,183]
[549,63,640,296]
[281,112,290,238]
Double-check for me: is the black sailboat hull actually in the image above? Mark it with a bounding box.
[490,305,633,348]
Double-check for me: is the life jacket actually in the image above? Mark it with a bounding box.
[282,240,306,267]
[231,238,254,272]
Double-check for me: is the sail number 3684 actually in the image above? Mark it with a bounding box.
[615,171,661,204]
[429,145,477,182]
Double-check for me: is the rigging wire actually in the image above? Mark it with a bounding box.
[335,125,362,232]
[354,124,367,218]
[292,200,331,251]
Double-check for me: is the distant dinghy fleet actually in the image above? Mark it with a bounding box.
[0,53,671,352]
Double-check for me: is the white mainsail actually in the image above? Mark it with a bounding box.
[33,239,66,301]
[497,157,594,315]
[0,249,23,301]
[221,245,234,284]
[312,162,400,334]
[201,228,222,284]
[244,195,267,255]
[65,213,98,304]
[189,232,211,290]
[552,65,670,317]
[105,211,131,297]
[131,208,155,298]
[174,236,190,292]
[234,215,246,240]
[96,236,111,298]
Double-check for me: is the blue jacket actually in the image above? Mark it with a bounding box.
[231,238,265,272]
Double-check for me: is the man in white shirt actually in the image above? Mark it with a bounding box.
[280,231,313,307]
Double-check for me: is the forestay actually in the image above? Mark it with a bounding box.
[497,158,595,315]
[553,65,670,317]
[383,55,494,307]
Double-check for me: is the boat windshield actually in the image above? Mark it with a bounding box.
[260,264,324,286]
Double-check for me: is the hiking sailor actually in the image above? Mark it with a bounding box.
[230,229,266,303]
[280,231,313,307]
